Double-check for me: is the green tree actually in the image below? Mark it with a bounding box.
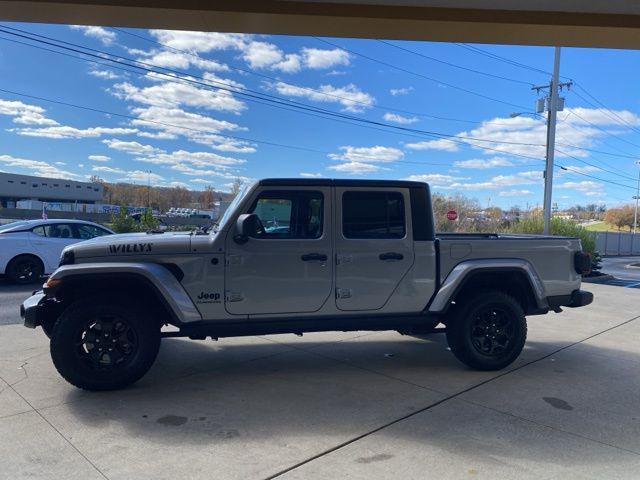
[110,205,137,233]
[139,208,159,231]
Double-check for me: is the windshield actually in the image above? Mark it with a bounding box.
[216,183,252,231]
[0,221,32,233]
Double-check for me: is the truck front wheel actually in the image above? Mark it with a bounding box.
[446,291,527,371]
[50,296,161,391]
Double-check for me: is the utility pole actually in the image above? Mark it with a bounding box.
[633,161,640,234]
[146,169,151,209]
[532,47,572,235]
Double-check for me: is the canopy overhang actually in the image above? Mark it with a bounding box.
[1,0,640,48]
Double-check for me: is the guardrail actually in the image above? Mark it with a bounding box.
[593,231,640,256]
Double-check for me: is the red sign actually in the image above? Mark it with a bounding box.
[446,210,458,221]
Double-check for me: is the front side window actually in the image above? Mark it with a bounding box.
[31,226,46,237]
[249,190,323,239]
[342,191,406,239]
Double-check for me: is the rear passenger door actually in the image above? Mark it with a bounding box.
[335,188,414,311]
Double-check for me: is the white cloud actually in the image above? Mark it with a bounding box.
[405,138,459,152]
[329,145,403,163]
[404,173,468,187]
[92,165,125,174]
[129,106,247,150]
[328,146,403,174]
[301,48,350,69]
[0,154,81,179]
[406,170,542,191]
[454,157,514,169]
[243,41,284,69]
[112,81,245,113]
[558,180,604,195]
[272,82,374,113]
[499,189,533,197]
[0,99,58,126]
[13,126,138,139]
[300,172,323,178]
[88,68,121,80]
[139,50,228,72]
[120,170,165,184]
[329,162,381,174]
[88,155,110,162]
[383,112,419,125]
[149,30,248,52]
[451,107,640,160]
[70,25,116,46]
[140,150,245,168]
[390,87,414,96]
[102,139,164,155]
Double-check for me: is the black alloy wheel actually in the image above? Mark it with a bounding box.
[50,296,161,391]
[446,290,527,371]
[7,256,43,284]
[469,307,516,357]
[75,315,139,372]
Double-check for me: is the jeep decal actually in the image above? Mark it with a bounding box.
[196,292,221,304]
[108,243,153,254]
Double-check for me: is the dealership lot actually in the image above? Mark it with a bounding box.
[1,281,639,479]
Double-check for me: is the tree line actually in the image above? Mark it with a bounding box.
[90,176,235,212]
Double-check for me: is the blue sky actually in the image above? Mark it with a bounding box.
[1,23,640,208]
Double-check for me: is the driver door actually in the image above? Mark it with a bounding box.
[225,187,333,316]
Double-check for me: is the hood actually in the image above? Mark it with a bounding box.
[65,231,193,260]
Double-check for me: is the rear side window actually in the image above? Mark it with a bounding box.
[74,224,111,240]
[249,190,323,239]
[342,191,405,239]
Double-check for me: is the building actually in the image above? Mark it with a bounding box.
[0,172,103,208]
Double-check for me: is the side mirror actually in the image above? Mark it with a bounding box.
[234,213,260,244]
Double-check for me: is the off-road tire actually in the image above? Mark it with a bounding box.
[6,255,44,284]
[446,290,527,371]
[50,296,161,391]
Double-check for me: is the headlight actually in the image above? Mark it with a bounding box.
[59,249,75,266]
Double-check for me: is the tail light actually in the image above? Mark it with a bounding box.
[574,251,591,275]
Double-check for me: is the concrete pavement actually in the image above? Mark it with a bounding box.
[1,282,640,479]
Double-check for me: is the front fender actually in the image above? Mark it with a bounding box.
[428,258,548,313]
[46,262,202,324]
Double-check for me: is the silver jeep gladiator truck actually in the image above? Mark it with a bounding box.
[21,178,593,390]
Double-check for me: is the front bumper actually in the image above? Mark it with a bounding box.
[20,291,48,329]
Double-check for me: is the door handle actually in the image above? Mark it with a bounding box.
[379,252,404,261]
[301,253,328,262]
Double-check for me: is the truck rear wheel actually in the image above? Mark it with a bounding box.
[446,291,526,371]
[50,296,161,391]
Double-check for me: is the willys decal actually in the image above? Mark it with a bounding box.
[108,243,153,254]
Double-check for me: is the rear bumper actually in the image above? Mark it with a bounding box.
[20,291,48,329]
[547,289,594,310]
[568,289,594,308]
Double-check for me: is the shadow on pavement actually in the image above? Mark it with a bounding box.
[56,333,640,468]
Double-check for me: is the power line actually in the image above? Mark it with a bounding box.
[13,25,640,166]
[314,37,533,111]
[112,26,558,131]
[376,40,533,86]
[0,26,560,153]
[572,84,640,137]
[454,43,553,77]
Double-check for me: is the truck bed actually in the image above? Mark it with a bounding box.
[436,233,582,297]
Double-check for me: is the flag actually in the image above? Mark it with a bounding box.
[42,202,48,220]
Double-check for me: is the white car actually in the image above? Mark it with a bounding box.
[0,219,114,284]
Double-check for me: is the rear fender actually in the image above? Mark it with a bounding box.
[427,258,548,313]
